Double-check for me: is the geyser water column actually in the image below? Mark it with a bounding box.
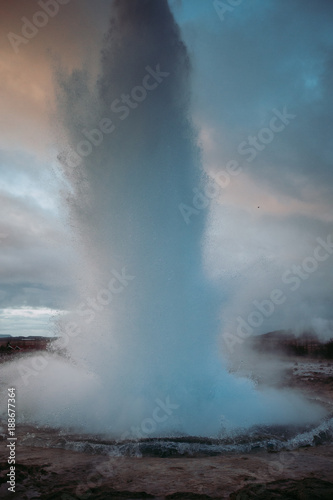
[51,0,324,437]
[57,0,230,436]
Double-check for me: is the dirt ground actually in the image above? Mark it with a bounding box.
[1,441,333,499]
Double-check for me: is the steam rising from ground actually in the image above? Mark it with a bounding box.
[0,0,327,437]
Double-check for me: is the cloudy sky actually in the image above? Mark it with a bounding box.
[1,0,333,340]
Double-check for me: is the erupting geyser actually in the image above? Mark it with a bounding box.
[0,0,325,438]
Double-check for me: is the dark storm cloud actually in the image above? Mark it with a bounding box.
[185,0,333,201]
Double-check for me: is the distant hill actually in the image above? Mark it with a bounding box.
[250,330,333,359]
[0,336,56,354]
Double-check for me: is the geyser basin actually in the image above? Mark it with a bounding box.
[0,0,327,438]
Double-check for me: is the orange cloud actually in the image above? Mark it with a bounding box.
[0,0,104,155]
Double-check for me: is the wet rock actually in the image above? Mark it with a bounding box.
[229,477,333,499]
